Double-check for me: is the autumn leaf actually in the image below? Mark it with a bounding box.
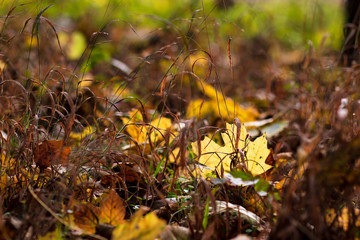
[168,147,180,164]
[122,109,172,144]
[72,190,126,233]
[192,120,272,178]
[99,189,126,226]
[72,193,164,239]
[73,203,100,234]
[0,60,6,71]
[189,52,210,79]
[186,99,213,120]
[0,154,40,196]
[0,174,7,196]
[111,207,166,240]
[187,80,259,123]
[326,207,360,231]
[0,154,15,195]
[33,140,71,169]
[69,126,94,142]
[1,153,17,173]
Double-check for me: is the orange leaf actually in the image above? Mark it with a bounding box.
[73,203,100,233]
[99,189,126,226]
[33,140,71,169]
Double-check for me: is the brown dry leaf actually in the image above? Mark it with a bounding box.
[99,189,126,226]
[34,140,71,169]
[100,175,121,188]
[117,165,142,183]
[73,203,100,234]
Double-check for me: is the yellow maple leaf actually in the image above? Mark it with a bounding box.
[192,121,272,178]
[112,208,166,240]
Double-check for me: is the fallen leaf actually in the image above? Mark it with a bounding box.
[99,189,126,226]
[112,208,166,240]
[73,203,100,234]
[72,190,126,233]
[168,147,180,164]
[122,110,172,144]
[245,134,271,175]
[0,154,15,194]
[258,121,288,137]
[0,60,6,71]
[69,126,94,142]
[192,121,272,178]
[186,99,213,120]
[33,140,71,169]
[117,165,142,183]
[189,52,210,79]
[1,153,16,173]
[0,173,8,196]
[187,80,259,123]
[326,207,360,231]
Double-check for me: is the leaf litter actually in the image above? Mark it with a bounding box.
[0,1,359,239]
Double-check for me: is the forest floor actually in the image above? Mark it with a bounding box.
[0,1,359,239]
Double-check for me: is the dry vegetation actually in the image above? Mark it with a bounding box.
[0,1,359,239]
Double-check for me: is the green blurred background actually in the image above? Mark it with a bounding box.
[1,0,343,49]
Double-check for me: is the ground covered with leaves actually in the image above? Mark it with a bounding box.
[0,0,359,239]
